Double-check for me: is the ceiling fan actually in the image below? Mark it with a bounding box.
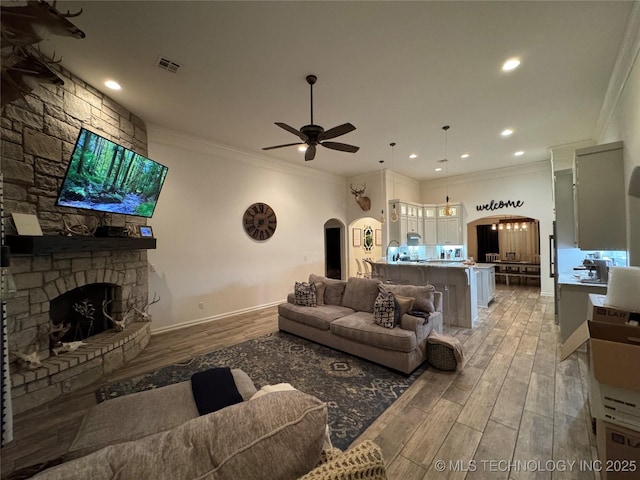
[262,74,359,161]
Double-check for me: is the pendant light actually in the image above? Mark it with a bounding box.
[379,160,385,224]
[441,125,454,217]
[389,142,399,222]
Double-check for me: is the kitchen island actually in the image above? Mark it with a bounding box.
[371,260,493,328]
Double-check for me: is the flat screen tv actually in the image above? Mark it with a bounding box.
[56,128,168,218]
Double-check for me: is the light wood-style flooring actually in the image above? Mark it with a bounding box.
[1,285,597,480]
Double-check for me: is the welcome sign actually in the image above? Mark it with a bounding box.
[476,199,524,212]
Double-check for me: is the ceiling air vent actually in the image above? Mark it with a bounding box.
[155,56,181,73]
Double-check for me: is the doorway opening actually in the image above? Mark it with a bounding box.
[324,219,344,279]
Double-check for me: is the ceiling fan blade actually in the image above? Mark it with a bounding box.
[319,123,356,141]
[305,145,316,161]
[320,141,360,153]
[275,122,308,141]
[262,142,304,151]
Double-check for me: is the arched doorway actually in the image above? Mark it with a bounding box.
[348,217,382,278]
[467,215,541,263]
[324,219,345,279]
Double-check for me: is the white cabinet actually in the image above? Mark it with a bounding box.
[558,282,607,342]
[573,142,625,250]
[476,266,496,308]
[436,203,462,245]
[423,206,437,245]
[554,169,575,249]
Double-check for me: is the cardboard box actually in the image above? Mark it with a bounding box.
[591,375,640,431]
[587,295,640,393]
[596,419,640,480]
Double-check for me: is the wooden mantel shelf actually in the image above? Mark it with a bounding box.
[6,235,157,255]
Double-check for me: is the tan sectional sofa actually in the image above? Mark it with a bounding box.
[27,369,388,480]
[278,275,444,374]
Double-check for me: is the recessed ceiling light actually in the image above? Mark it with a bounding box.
[297,145,307,152]
[501,128,514,137]
[104,80,121,90]
[502,57,521,72]
[435,167,443,172]
[409,153,418,159]
[514,150,524,156]
[460,153,470,159]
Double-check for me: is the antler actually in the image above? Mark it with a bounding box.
[11,350,42,369]
[350,183,366,194]
[103,299,127,332]
[132,292,160,321]
[51,0,83,17]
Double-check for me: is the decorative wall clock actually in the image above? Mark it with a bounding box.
[243,203,277,241]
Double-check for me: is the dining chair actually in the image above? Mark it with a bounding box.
[355,258,364,277]
[486,253,499,262]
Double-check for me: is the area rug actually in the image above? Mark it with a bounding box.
[96,331,426,450]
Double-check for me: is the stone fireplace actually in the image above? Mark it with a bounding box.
[1,60,154,414]
[7,249,152,414]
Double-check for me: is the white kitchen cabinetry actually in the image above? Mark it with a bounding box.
[554,169,575,249]
[389,201,424,244]
[423,205,437,245]
[436,203,462,245]
[475,266,496,308]
[573,142,625,251]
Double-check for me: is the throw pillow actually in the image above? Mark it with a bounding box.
[393,294,415,324]
[309,274,346,306]
[294,282,317,307]
[373,292,396,329]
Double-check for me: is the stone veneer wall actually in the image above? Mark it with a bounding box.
[1,62,153,411]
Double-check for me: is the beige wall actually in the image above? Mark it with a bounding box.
[147,126,348,332]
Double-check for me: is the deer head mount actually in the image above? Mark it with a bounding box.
[1,1,85,108]
[350,183,371,211]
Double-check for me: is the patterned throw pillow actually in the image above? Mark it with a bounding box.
[373,292,396,328]
[294,282,317,307]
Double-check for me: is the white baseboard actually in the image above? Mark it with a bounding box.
[150,299,285,335]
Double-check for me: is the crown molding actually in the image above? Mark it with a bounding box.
[420,160,551,189]
[594,1,640,141]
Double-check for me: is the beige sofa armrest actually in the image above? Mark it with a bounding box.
[399,313,426,332]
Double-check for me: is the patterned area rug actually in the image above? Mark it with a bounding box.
[96,331,426,450]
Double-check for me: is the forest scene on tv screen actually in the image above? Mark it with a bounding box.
[57,129,168,217]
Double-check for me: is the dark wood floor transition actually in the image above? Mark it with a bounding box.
[2,284,598,480]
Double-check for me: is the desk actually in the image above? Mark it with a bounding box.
[492,261,541,285]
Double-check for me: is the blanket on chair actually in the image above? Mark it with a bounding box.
[191,367,243,415]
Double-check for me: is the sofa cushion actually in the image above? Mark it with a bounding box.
[381,284,435,313]
[309,274,346,306]
[341,277,381,313]
[67,369,257,460]
[36,390,327,480]
[315,282,325,305]
[295,281,317,307]
[331,312,417,353]
[278,302,355,331]
[373,292,395,329]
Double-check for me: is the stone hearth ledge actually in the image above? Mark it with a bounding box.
[10,321,151,415]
